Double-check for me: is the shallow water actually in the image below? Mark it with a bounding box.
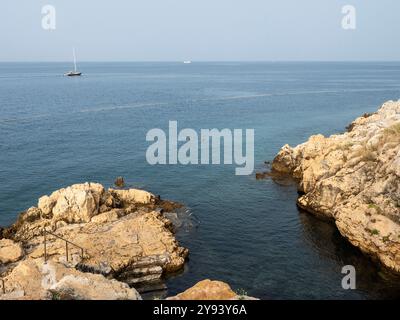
[1,62,400,299]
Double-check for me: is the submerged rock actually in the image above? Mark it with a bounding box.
[271,100,400,272]
[0,183,189,300]
[114,177,125,188]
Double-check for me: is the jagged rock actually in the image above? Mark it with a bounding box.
[109,188,156,205]
[40,182,105,224]
[0,258,140,300]
[3,183,159,242]
[158,200,183,212]
[167,279,257,300]
[49,274,141,300]
[114,177,125,188]
[38,196,55,217]
[0,239,24,264]
[24,210,188,277]
[0,183,188,299]
[271,100,400,272]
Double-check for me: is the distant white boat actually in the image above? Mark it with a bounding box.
[183,61,192,64]
[64,48,82,76]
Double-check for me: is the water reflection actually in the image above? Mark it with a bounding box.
[298,209,400,299]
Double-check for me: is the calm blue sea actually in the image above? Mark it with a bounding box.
[1,62,400,299]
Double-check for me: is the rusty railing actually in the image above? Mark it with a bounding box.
[42,229,85,263]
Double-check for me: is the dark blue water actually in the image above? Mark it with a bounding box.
[1,62,400,299]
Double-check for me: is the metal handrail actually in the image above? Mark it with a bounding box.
[43,229,85,263]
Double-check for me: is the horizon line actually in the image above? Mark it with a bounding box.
[1,60,400,63]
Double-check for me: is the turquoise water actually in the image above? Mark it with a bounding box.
[1,62,400,299]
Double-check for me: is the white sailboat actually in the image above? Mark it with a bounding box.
[65,48,82,76]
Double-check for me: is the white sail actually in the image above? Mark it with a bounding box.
[73,48,77,72]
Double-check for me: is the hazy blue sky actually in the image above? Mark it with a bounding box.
[0,0,399,61]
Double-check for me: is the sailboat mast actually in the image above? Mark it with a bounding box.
[73,48,77,72]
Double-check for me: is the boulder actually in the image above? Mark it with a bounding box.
[109,188,156,205]
[38,195,55,217]
[167,280,238,300]
[49,274,141,300]
[1,258,60,299]
[44,182,105,223]
[0,239,24,264]
[0,258,141,300]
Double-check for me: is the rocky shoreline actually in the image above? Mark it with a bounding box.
[0,182,189,299]
[5,102,396,299]
[0,182,255,300]
[270,100,400,273]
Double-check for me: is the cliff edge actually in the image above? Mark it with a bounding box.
[272,100,400,272]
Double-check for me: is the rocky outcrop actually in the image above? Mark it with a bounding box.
[39,183,106,223]
[0,183,188,300]
[167,279,257,300]
[271,100,400,272]
[0,258,140,300]
[49,274,141,300]
[2,183,159,242]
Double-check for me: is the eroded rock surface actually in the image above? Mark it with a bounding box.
[271,100,400,272]
[0,183,188,299]
[0,239,24,264]
[49,273,141,300]
[0,258,140,300]
[167,279,257,300]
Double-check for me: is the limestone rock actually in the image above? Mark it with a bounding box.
[0,258,141,300]
[109,188,156,205]
[1,258,62,299]
[38,195,55,217]
[0,239,24,264]
[167,280,238,300]
[271,100,400,272]
[41,182,105,224]
[0,182,188,298]
[49,274,141,300]
[0,182,188,299]
[90,209,122,224]
[3,183,161,242]
[25,210,188,278]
